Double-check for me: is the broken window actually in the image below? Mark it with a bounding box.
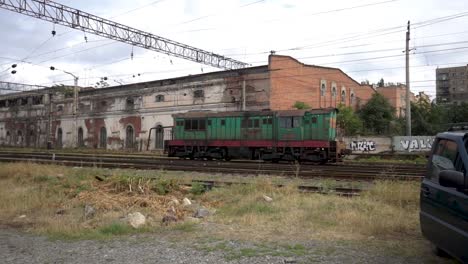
[32,96,42,105]
[331,85,337,97]
[155,94,165,102]
[126,97,135,109]
[0,101,6,108]
[194,90,204,98]
[57,105,64,112]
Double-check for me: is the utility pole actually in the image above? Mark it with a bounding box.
[242,79,246,111]
[405,20,411,137]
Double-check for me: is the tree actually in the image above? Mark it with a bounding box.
[377,78,385,87]
[411,98,447,135]
[336,104,362,136]
[359,93,395,134]
[293,101,310,110]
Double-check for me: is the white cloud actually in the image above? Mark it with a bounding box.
[0,0,467,98]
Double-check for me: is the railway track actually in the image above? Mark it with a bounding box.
[0,150,425,181]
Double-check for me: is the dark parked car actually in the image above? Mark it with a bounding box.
[420,130,468,263]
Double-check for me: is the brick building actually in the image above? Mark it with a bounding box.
[269,55,375,110]
[376,84,415,117]
[0,55,375,150]
[436,65,468,104]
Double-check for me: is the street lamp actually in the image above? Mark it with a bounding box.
[50,66,79,148]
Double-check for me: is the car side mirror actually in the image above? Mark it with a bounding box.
[439,170,465,189]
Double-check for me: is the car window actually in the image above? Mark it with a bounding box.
[429,139,458,182]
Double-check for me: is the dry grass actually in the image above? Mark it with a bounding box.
[0,162,422,244]
[204,178,420,242]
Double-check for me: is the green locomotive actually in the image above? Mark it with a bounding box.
[165,108,346,163]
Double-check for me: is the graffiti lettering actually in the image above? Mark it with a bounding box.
[400,138,433,151]
[350,141,376,152]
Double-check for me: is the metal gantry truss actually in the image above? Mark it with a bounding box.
[0,80,46,94]
[0,0,249,70]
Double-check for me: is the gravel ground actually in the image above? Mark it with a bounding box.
[0,228,450,264]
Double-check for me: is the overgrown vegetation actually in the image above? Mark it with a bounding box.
[0,163,422,246]
[292,101,310,110]
[339,92,468,136]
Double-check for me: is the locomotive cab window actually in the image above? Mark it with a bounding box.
[280,117,301,128]
[184,119,206,130]
[242,118,260,128]
[262,117,272,125]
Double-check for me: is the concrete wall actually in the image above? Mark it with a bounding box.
[344,136,392,153]
[344,136,435,153]
[0,66,271,151]
[393,136,435,152]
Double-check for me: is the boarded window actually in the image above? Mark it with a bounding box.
[126,98,135,109]
[332,86,337,97]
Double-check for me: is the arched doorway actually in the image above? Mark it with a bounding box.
[78,127,84,147]
[125,125,134,149]
[155,125,164,149]
[27,129,35,147]
[5,131,10,145]
[17,130,23,146]
[56,128,63,148]
[99,127,107,149]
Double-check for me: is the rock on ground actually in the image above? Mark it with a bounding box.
[127,212,146,228]
[182,198,192,206]
[193,208,211,218]
[84,204,95,219]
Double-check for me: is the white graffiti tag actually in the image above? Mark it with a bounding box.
[350,141,376,152]
[400,138,434,151]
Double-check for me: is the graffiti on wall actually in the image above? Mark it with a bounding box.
[394,136,435,152]
[350,140,376,152]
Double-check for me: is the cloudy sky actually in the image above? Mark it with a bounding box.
[1,0,468,98]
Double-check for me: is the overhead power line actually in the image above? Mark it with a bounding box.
[0,0,248,69]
